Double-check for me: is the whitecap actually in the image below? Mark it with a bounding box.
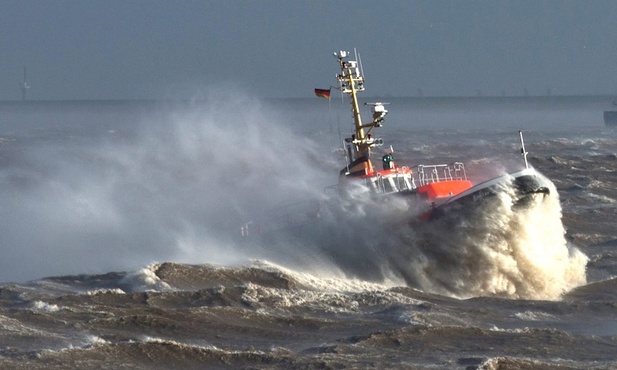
[120,264,173,292]
[30,300,61,313]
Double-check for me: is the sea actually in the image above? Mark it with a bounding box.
[0,93,616,369]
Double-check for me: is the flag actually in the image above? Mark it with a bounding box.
[314,88,331,100]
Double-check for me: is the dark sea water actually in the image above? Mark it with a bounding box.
[0,94,616,369]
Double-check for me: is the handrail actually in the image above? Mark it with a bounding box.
[415,162,467,186]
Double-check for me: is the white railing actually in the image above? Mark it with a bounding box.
[372,172,414,194]
[416,162,466,186]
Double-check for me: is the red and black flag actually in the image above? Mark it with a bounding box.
[314,88,331,100]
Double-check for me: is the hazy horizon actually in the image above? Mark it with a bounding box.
[2,1,617,100]
[1,93,616,103]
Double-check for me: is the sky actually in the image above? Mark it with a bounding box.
[2,0,617,100]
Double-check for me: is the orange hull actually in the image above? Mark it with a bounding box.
[416,180,473,200]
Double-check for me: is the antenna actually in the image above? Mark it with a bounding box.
[357,50,365,79]
[21,67,30,101]
[519,130,529,169]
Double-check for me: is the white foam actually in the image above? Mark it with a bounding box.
[142,336,218,351]
[241,283,388,313]
[350,172,589,301]
[31,300,62,313]
[120,264,173,292]
[513,310,556,321]
[264,171,588,301]
[84,335,109,346]
[585,192,615,204]
[419,176,589,300]
[239,263,423,313]
[84,288,126,295]
[250,260,404,293]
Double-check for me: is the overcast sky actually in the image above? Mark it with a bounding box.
[2,0,617,100]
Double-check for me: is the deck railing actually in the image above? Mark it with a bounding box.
[416,162,466,186]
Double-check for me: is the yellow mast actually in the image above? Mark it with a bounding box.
[334,50,388,168]
[336,51,366,158]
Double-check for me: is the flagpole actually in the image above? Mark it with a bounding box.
[327,89,334,150]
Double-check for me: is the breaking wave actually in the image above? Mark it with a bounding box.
[316,172,587,300]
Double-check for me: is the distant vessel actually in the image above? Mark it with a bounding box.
[604,100,617,126]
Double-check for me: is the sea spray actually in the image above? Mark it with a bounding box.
[314,172,587,300]
[411,174,587,299]
[0,95,590,297]
[0,93,335,282]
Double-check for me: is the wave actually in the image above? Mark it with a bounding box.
[413,175,588,300]
[0,339,296,369]
[0,258,612,369]
[312,172,587,300]
[564,276,617,302]
[12,169,589,305]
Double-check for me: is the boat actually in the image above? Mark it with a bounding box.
[604,100,617,126]
[604,111,617,125]
[329,50,550,219]
[240,50,552,239]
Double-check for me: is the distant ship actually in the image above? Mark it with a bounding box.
[604,100,617,126]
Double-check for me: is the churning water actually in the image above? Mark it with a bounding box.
[0,94,616,368]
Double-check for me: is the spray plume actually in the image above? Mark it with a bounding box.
[0,90,332,282]
[0,90,587,301]
[313,174,587,300]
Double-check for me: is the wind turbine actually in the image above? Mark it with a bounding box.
[21,67,30,101]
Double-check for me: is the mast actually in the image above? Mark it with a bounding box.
[519,130,529,169]
[334,50,388,166]
[335,51,365,150]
